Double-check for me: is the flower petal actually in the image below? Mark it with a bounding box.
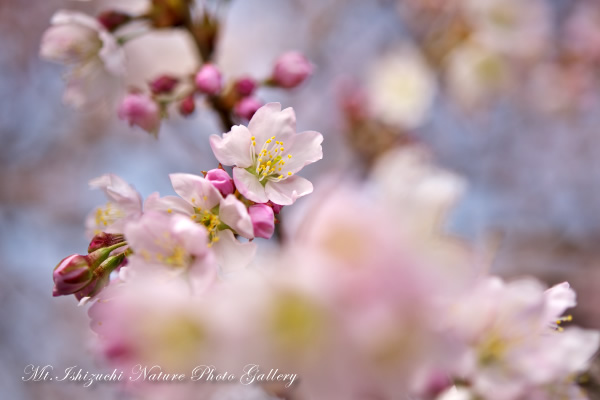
[169,173,222,210]
[248,102,296,146]
[212,229,256,274]
[283,130,323,174]
[543,281,576,322]
[170,214,209,257]
[219,194,254,239]
[209,125,253,168]
[232,168,268,203]
[144,192,194,216]
[265,175,313,205]
[89,173,142,212]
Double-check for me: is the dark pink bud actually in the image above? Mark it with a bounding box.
[248,204,275,239]
[206,168,234,196]
[179,95,196,116]
[149,75,179,94]
[272,51,313,89]
[267,201,284,215]
[195,64,222,95]
[118,93,161,134]
[234,76,257,97]
[234,97,262,120]
[53,255,93,296]
[97,10,131,32]
[88,233,125,253]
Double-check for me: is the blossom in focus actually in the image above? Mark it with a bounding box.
[210,103,323,205]
[446,277,600,400]
[271,51,313,89]
[40,10,125,108]
[124,212,218,292]
[366,46,436,130]
[117,93,161,134]
[144,173,255,272]
[85,174,143,238]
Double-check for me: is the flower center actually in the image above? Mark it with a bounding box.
[191,208,222,247]
[250,136,293,182]
[95,202,124,228]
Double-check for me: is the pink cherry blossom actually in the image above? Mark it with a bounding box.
[85,174,143,238]
[271,51,313,89]
[144,173,255,272]
[210,103,323,205]
[205,168,234,197]
[195,64,223,95]
[118,93,161,134]
[248,204,275,239]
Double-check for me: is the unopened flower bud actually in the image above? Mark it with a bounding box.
[234,97,262,120]
[88,232,125,253]
[179,95,196,116]
[97,10,131,32]
[206,168,234,196]
[149,75,179,94]
[53,255,93,296]
[118,93,161,134]
[195,64,222,95]
[234,76,257,97]
[267,201,284,215]
[271,51,313,89]
[248,204,275,239]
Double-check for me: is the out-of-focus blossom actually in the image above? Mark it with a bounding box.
[565,3,600,62]
[124,212,218,292]
[149,74,179,94]
[248,204,275,239]
[366,46,436,130]
[86,174,143,238]
[40,10,125,108]
[463,0,551,58]
[446,277,600,400]
[117,93,161,134]
[444,41,510,110]
[234,76,257,97]
[179,95,196,116]
[195,64,223,95]
[144,173,255,272]
[234,97,262,120]
[205,168,235,197]
[271,51,313,89]
[210,103,323,205]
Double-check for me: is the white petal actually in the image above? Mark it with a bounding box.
[265,175,313,205]
[283,130,323,174]
[89,173,142,212]
[248,102,296,146]
[144,193,194,216]
[219,195,254,239]
[212,229,256,274]
[169,173,222,210]
[543,281,576,322]
[232,168,268,203]
[170,214,209,256]
[209,125,253,168]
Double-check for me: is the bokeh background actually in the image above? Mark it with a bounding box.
[2,0,600,398]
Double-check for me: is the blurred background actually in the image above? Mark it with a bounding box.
[2,0,600,398]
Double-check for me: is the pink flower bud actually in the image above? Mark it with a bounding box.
[272,51,313,89]
[117,93,161,134]
[234,97,262,120]
[179,95,196,116]
[248,204,275,239]
[206,168,234,196]
[234,76,257,96]
[88,232,125,253]
[97,10,131,32]
[266,201,284,215]
[53,255,93,296]
[195,64,222,95]
[149,75,179,94]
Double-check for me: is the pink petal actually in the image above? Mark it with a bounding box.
[544,281,576,322]
[169,173,222,210]
[209,125,253,168]
[219,194,254,239]
[248,102,296,146]
[89,173,142,212]
[144,193,194,216]
[283,130,324,174]
[232,168,268,203]
[212,229,257,274]
[264,175,313,205]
